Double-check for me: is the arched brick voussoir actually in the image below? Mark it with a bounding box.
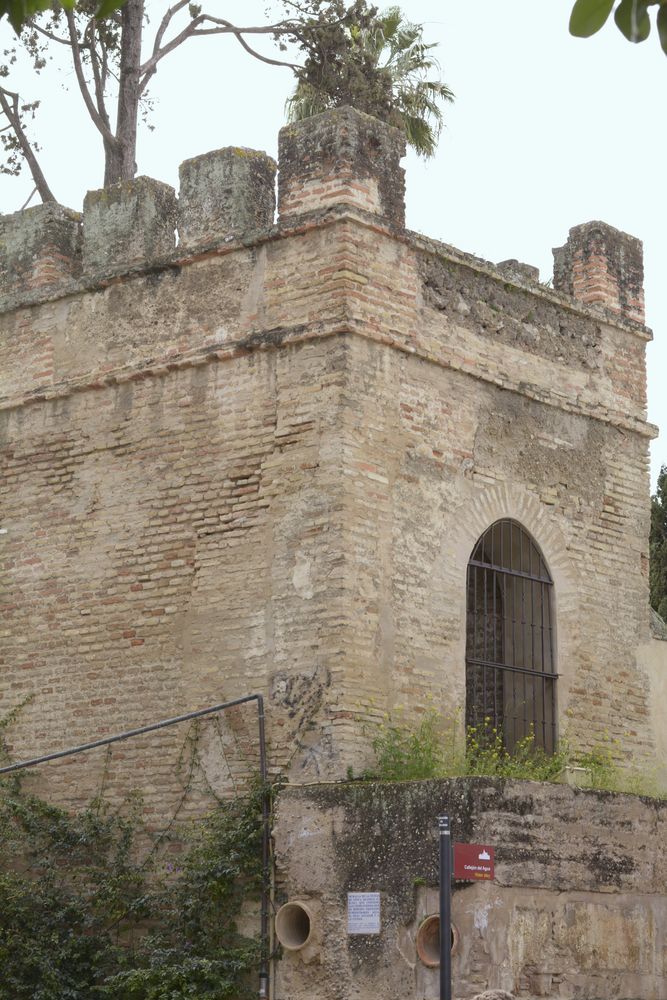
[429,481,581,699]
[445,481,580,606]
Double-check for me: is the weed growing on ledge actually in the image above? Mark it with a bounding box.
[465,722,566,782]
[359,708,666,798]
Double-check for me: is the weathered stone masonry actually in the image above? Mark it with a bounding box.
[0,108,665,817]
[273,777,667,1000]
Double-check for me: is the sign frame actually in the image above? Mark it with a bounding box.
[347,891,381,935]
[453,842,495,881]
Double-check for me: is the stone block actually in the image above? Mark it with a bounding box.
[82,176,177,275]
[278,106,406,227]
[553,220,645,323]
[0,202,81,300]
[178,147,276,248]
[497,258,540,283]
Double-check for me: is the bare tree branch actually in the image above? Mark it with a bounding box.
[20,185,38,210]
[64,7,118,148]
[150,0,190,61]
[194,24,301,69]
[85,18,112,129]
[2,2,323,192]
[99,23,110,92]
[0,85,55,203]
[139,15,301,91]
[28,20,80,47]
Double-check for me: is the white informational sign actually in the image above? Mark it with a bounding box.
[347,892,381,935]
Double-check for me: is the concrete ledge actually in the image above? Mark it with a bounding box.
[273,777,667,1000]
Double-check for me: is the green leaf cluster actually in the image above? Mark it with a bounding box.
[0,773,265,1000]
[0,0,124,33]
[367,709,448,781]
[569,0,667,55]
[650,465,667,622]
[285,2,453,159]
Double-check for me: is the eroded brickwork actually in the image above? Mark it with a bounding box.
[0,108,664,813]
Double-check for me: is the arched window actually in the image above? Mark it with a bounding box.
[465,519,556,753]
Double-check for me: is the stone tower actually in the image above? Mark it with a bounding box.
[0,108,665,814]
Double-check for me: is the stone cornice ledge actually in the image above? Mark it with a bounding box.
[0,313,656,441]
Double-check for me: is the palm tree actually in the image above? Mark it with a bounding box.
[286,5,453,159]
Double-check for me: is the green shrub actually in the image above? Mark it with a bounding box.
[370,709,453,781]
[363,708,666,798]
[465,721,567,782]
[0,709,267,1000]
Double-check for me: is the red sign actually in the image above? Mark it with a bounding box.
[453,843,495,881]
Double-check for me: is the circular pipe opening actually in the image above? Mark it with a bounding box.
[275,901,313,951]
[416,915,459,967]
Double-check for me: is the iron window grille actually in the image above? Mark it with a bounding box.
[465,518,557,754]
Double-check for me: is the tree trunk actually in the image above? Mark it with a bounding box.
[0,88,57,204]
[105,0,144,186]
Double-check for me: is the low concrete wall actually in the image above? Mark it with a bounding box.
[272,777,667,1000]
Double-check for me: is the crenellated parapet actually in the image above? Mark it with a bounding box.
[553,220,645,325]
[178,147,276,249]
[277,105,406,227]
[0,107,649,342]
[0,202,81,295]
[0,108,407,309]
[82,176,178,274]
[0,149,278,308]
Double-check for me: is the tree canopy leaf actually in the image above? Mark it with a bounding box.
[286,4,452,159]
[0,0,123,32]
[569,0,615,36]
[95,0,125,18]
[570,0,667,53]
[657,2,667,51]
[614,0,651,41]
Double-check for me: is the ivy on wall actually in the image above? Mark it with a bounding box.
[0,711,266,1000]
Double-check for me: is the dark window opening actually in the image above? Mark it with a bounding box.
[465,519,557,753]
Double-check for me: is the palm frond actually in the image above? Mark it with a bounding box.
[285,3,453,159]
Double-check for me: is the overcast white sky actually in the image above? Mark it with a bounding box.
[0,0,664,487]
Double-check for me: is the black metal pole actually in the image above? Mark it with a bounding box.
[257,694,270,1000]
[439,814,452,1000]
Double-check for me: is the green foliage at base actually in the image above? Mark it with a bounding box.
[358,708,665,798]
[364,708,447,781]
[464,723,567,783]
[0,770,265,1000]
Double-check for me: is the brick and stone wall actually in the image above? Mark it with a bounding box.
[273,777,667,1000]
[0,107,664,811]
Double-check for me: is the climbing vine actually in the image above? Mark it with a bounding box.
[0,709,267,1000]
